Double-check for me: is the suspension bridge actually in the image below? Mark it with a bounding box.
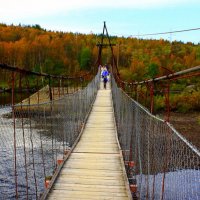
[0,23,200,200]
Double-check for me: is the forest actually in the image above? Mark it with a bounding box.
[0,23,200,113]
[1,24,200,76]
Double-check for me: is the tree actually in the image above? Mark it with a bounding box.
[148,63,159,78]
[80,47,92,70]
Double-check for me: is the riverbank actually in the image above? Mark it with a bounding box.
[20,85,80,105]
[169,112,200,150]
[157,112,200,150]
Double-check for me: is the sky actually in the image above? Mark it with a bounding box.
[0,0,200,43]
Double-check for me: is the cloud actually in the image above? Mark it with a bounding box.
[0,0,199,21]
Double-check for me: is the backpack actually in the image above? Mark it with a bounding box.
[102,70,109,77]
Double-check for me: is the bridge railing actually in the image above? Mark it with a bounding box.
[111,75,200,200]
[0,65,100,199]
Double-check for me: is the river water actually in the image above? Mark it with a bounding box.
[0,106,64,199]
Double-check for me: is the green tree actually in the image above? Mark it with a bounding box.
[148,63,159,78]
[80,47,92,70]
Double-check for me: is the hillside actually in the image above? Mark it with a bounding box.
[0,23,200,114]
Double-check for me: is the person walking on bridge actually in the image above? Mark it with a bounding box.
[102,68,109,89]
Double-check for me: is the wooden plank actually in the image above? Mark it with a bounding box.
[63,156,121,162]
[79,139,116,143]
[48,190,128,197]
[73,149,119,154]
[74,144,119,150]
[86,121,114,124]
[53,183,127,193]
[57,171,123,178]
[68,154,121,160]
[58,171,124,178]
[63,161,121,169]
[62,162,121,170]
[58,174,125,182]
[48,194,128,200]
[55,177,126,186]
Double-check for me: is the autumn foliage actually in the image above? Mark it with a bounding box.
[1,23,200,77]
[0,23,98,75]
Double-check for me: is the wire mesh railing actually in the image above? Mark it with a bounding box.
[111,75,200,200]
[0,68,100,199]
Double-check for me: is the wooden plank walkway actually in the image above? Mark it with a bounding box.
[47,82,131,200]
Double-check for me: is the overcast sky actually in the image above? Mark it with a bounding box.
[0,0,200,43]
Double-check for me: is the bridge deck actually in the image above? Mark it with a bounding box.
[47,82,130,200]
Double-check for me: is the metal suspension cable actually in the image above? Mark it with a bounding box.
[114,65,200,86]
[11,72,18,199]
[135,65,200,85]
[25,76,38,198]
[131,27,200,37]
[19,73,29,199]
[111,75,200,199]
[0,63,90,80]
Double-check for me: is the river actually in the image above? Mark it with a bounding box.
[0,106,64,199]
